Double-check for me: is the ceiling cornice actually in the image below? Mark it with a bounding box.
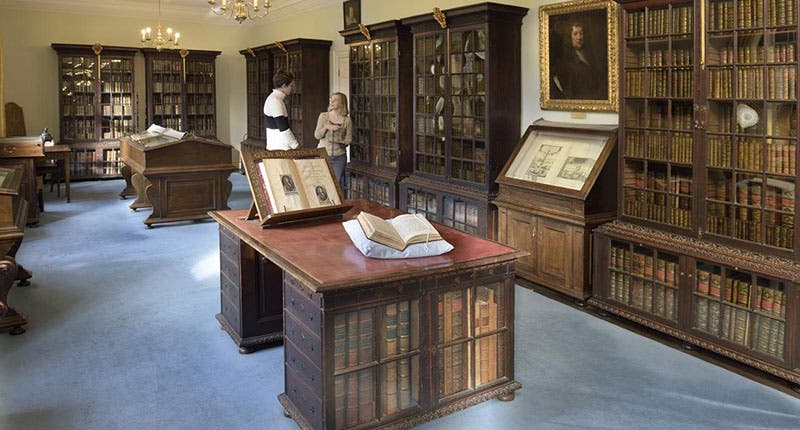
[0,0,338,25]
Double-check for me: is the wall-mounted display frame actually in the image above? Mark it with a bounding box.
[539,0,619,112]
[241,148,351,227]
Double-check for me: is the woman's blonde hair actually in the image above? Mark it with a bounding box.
[329,92,349,116]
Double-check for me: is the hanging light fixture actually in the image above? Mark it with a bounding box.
[140,0,181,51]
[209,0,271,24]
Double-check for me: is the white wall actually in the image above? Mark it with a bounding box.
[1,0,619,149]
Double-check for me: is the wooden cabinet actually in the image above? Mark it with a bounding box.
[51,44,138,180]
[399,3,528,237]
[239,39,331,152]
[142,48,220,138]
[341,21,413,207]
[592,0,800,388]
[495,121,618,299]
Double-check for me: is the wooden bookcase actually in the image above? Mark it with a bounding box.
[142,48,221,138]
[592,0,800,388]
[399,3,528,237]
[239,39,331,153]
[52,44,138,180]
[495,120,618,300]
[340,21,413,207]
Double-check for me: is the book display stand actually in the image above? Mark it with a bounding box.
[495,120,618,300]
[241,148,352,227]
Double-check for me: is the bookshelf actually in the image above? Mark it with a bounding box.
[340,21,413,207]
[239,39,331,153]
[592,0,800,389]
[398,3,528,238]
[51,44,138,180]
[142,49,220,138]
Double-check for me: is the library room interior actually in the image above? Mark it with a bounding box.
[2,0,800,429]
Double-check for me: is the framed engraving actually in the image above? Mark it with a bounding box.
[241,148,351,227]
[499,119,617,197]
[539,0,619,112]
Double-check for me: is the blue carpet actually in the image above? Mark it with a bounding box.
[0,175,798,429]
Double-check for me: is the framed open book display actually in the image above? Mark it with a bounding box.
[495,119,618,300]
[500,120,616,196]
[241,148,352,227]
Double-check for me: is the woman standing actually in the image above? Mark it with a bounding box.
[314,92,352,190]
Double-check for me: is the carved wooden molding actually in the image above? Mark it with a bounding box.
[433,7,447,29]
[358,23,371,41]
[597,221,800,281]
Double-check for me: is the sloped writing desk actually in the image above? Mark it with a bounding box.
[120,134,236,228]
[210,200,526,430]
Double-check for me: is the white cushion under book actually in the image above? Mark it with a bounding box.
[342,217,453,259]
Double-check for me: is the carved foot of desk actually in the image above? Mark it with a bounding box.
[682,343,695,351]
[282,408,291,418]
[793,384,800,394]
[497,393,515,401]
[16,265,31,287]
[238,345,254,354]
[9,325,25,335]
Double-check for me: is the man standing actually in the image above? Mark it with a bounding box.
[263,70,300,150]
[551,22,606,100]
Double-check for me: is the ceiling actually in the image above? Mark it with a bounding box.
[0,0,340,24]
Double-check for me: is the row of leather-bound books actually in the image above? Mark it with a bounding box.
[437,288,500,397]
[706,137,798,174]
[624,105,693,131]
[709,43,796,65]
[695,269,786,317]
[333,302,417,429]
[624,131,693,163]
[626,6,693,38]
[624,69,693,98]
[693,296,785,357]
[708,0,797,30]
[707,67,797,100]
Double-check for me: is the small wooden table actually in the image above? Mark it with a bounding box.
[210,200,526,430]
[43,145,71,203]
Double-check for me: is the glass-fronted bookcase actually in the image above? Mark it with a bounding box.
[592,0,800,390]
[142,48,220,138]
[398,3,528,238]
[341,21,413,207]
[52,44,138,179]
[239,39,331,154]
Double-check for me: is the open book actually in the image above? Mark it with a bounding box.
[256,157,342,213]
[356,211,443,251]
[129,124,187,145]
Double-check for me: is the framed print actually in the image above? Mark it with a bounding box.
[499,119,617,196]
[241,148,352,227]
[343,0,361,30]
[539,0,619,112]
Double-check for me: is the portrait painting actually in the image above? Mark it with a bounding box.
[539,0,618,112]
[343,0,361,30]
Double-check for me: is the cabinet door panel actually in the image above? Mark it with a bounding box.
[537,217,572,287]
[500,209,536,276]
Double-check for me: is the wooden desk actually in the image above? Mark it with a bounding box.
[210,200,525,430]
[43,145,71,203]
[120,134,237,227]
[0,136,45,225]
[0,165,32,335]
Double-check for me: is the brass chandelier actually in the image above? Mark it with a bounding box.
[209,0,271,24]
[140,0,181,51]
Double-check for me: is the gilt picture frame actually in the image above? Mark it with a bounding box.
[343,0,361,30]
[539,0,619,112]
